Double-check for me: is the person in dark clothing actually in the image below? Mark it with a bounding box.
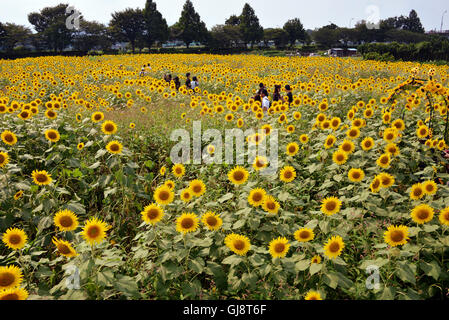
[257,83,266,95]
[273,85,282,102]
[174,76,181,91]
[285,85,293,105]
[254,94,261,103]
[164,74,172,83]
[185,73,192,89]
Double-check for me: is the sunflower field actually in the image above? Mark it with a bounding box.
[1,54,449,301]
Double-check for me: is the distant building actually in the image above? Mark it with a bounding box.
[426,30,449,39]
[328,48,358,57]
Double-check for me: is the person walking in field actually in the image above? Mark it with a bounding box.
[191,76,199,91]
[273,85,282,102]
[174,76,181,91]
[185,73,192,89]
[261,89,270,113]
[285,85,293,105]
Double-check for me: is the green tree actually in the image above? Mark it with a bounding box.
[109,8,145,53]
[72,20,111,52]
[263,28,288,48]
[1,23,32,52]
[28,3,76,52]
[239,3,263,47]
[283,18,306,47]
[143,0,168,49]
[208,25,242,48]
[225,15,240,26]
[403,10,424,33]
[176,0,208,48]
[312,24,341,48]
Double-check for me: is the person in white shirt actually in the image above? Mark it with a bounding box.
[261,89,270,113]
[191,76,199,90]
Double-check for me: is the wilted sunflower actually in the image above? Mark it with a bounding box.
[52,238,78,258]
[321,197,342,216]
[0,265,23,290]
[294,228,315,242]
[202,212,223,231]
[2,228,27,250]
[54,209,79,232]
[332,150,348,165]
[269,237,290,259]
[348,168,365,182]
[286,142,300,156]
[439,207,449,226]
[384,225,409,247]
[305,291,323,300]
[101,120,118,135]
[409,183,424,200]
[154,185,175,205]
[422,180,437,196]
[248,188,266,207]
[82,217,111,245]
[224,233,251,256]
[280,166,296,183]
[0,151,9,168]
[141,203,164,225]
[324,236,345,259]
[0,287,29,300]
[411,204,434,224]
[228,166,249,185]
[32,170,52,186]
[44,129,60,143]
[262,195,280,214]
[176,213,199,234]
[1,130,18,146]
[189,179,206,197]
[172,163,186,178]
[106,141,123,154]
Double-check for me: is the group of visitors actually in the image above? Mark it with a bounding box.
[254,83,294,113]
[163,72,199,92]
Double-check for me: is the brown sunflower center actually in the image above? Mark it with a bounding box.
[206,216,217,226]
[36,174,48,183]
[352,172,361,179]
[109,144,120,152]
[87,226,100,238]
[380,156,389,164]
[300,231,310,239]
[252,192,263,202]
[147,209,159,220]
[342,144,351,152]
[58,244,71,255]
[233,240,245,251]
[364,141,372,148]
[413,188,423,197]
[94,114,101,120]
[326,201,337,211]
[159,190,170,201]
[283,171,293,179]
[329,242,340,253]
[181,218,194,229]
[105,124,114,132]
[266,201,276,210]
[390,230,404,243]
[233,171,244,181]
[288,146,296,153]
[59,216,74,228]
[274,243,285,253]
[4,134,14,142]
[0,272,15,287]
[417,209,429,220]
[47,131,57,140]
[0,293,19,300]
[0,154,5,163]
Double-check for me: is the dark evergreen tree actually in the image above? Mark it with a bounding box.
[109,8,145,53]
[143,0,168,49]
[283,18,307,47]
[239,3,263,47]
[176,0,208,48]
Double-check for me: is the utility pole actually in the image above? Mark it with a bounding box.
[442,10,447,33]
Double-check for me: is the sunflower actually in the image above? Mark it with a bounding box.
[224,234,251,256]
[324,135,337,149]
[332,150,348,165]
[253,156,268,171]
[269,237,290,259]
[406,182,425,200]
[384,225,409,247]
[141,203,164,225]
[438,207,449,226]
[176,213,199,234]
[321,197,342,216]
[299,134,309,144]
[262,195,280,214]
[370,176,382,193]
[346,127,360,139]
[202,212,223,231]
[154,185,175,205]
[106,141,123,154]
[324,236,345,259]
[180,188,193,202]
[311,255,322,264]
[361,137,374,151]
[77,142,85,150]
[248,188,266,207]
[54,209,79,232]
[189,179,206,197]
[45,109,57,120]
[13,190,23,201]
[280,166,296,183]
[385,143,400,157]
[0,151,9,168]
[52,238,78,258]
[1,130,17,146]
[82,217,111,245]
[0,287,29,300]
[101,120,118,135]
[44,129,60,143]
[411,204,434,224]
[417,125,429,139]
[172,164,186,178]
[228,166,249,185]
[376,153,391,169]
[348,168,365,182]
[305,291,323,300]
[379,173,395,188]
[2,228,27,250]
[91,111,104,123]
[294,228,315,242]
[32,170,52,186]
[164,179,175,190]
[0,265,23,290]
[286,142,300,156]
[422,180,437,196]
[339,140,355,154]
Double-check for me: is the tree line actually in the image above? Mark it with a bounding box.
[0,1,446,58]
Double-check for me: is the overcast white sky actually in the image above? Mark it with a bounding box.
[0,0,447,31]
